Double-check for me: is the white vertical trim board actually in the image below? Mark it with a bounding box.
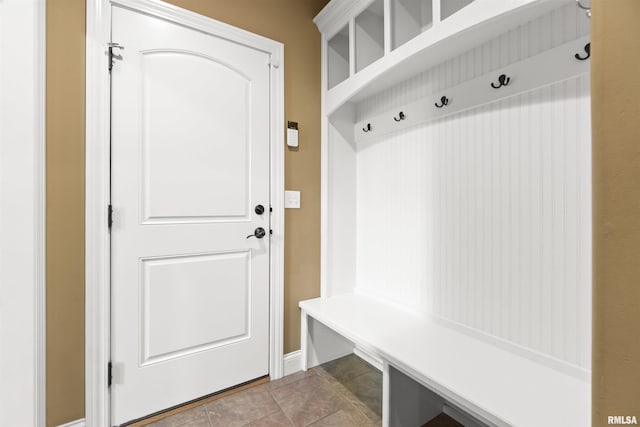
[0,0,46,426]
[268,39,286,381]
[86,1,285,426]
[320,36,329,298]
[352,2,591,371]
[85,0,111,424]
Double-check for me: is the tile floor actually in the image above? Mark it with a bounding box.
[143,354,383,427]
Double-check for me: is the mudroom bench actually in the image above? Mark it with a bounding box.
[300,294,590,427]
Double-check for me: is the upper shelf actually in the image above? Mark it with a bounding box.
[315,0,569,115]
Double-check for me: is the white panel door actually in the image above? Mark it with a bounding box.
[110,7,271,424]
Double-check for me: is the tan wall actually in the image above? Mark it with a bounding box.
[591,0,640,425]
[46,0,328,425]
[46,0,86,425]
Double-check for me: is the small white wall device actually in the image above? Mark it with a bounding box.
[287,121,299,147]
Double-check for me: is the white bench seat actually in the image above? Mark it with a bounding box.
[300,294,590,427]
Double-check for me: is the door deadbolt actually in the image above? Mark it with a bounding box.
[247,227,266,239]
[255,204,265,215]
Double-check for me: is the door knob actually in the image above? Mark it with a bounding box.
[255,204,265,215]
[247,227,266,239]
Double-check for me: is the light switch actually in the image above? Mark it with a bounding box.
[287,121,299,147]
[284,190,301,209]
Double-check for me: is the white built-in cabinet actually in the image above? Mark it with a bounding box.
[304,0,592,426]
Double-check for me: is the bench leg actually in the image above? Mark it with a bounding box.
[301,310,309,371]
[383,362,390,427]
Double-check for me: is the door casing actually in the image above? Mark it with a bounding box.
[85,1,285,426]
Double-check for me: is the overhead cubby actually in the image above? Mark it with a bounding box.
[392,0,433,50]
[327,25,350,89]
[355,0,385,73]
[440,0,474,21]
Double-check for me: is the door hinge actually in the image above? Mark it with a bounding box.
[108,361,113,387]
[108,42,124,72]
[108,204,113,230]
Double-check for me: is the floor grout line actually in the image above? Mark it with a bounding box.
[204,403,213,427]
[267,387,296,427]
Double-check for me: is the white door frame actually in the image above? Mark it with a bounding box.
[0,1,46,426]
[85,1,285,425]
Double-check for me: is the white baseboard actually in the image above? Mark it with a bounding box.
[283,350,302,376]
[57,419,85,427]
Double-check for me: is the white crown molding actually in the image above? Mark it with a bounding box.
[313,0,375,39]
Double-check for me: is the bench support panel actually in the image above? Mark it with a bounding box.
[388,365,444,427]
[301,311,354,370]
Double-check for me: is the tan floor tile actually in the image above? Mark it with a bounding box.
[147,406,210,427]
[271,378,351,427]
[181,419,212,427]
[314,354,374,383]
[243,410,294,426]
[307,407,379,427]
[334,384,382,424]
[267,369,318,392]
[140,355,381,427]
[342,370,382,418]
[205,387,280,427]
[269,374,327,402]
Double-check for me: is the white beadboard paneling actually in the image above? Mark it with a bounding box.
[354,3,591,370]
[327,105,358,297]
[356,125,433,311]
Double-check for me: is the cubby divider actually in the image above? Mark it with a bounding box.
[355,0,385,72]
[327,25,350,89]
[392,0,433,50]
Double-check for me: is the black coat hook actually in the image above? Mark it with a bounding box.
[576,0,591,18]
[363,123,371,132]
[490,74,511,89]
[393,112,405,122]
[435,96,449,108]
[575,43,590,61]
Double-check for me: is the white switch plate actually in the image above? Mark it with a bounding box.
[287,128,299,147]
[284,190,300,209]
